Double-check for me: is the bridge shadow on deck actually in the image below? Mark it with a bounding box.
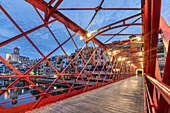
[30,76,144,113]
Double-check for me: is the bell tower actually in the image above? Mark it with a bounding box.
[14,46,19,55]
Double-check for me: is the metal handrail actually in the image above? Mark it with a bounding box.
[145,75,170,105]
[144,78,156,113]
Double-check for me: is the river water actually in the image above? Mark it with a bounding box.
[0,78,67,108]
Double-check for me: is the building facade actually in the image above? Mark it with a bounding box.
[157,38,167,78]
[6,46,29,63]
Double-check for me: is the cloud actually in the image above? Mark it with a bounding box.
[0,0,170,60]
[161,0,170,25]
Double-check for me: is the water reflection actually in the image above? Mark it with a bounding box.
[0,78,68,108]
[5,89,18,105]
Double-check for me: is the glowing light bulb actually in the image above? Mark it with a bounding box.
[122,57,125,61]
[118,58,121,61]
[137,37,141,41]
[79,36,83,40]
[108,51,111,56]
[86,32,92,37]
[112,51,117,54]
[127,61,130,63]
[138,52,142,56]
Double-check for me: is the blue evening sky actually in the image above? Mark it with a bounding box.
[0,0,169,60]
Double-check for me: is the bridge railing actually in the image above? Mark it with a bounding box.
[0,61,134,113]
[144,75,170,113]
[143,16,170,113]
[0,0,144,112]
[0,3,137,113]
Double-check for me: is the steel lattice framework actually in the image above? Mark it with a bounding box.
[0,0,169,113]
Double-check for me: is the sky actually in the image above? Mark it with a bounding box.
[0,0,170,60]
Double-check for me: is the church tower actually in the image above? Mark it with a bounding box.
[14,46,19,55]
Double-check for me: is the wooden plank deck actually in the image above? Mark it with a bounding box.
[29,76,144,113]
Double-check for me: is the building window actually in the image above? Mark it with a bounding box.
[158,46,164,53]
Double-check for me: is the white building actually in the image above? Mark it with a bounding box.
[6,46,29,63]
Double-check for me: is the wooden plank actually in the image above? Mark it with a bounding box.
[30,76,144,113]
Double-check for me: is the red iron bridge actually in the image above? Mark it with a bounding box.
[0,0,169,113]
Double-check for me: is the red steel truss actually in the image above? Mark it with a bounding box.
[143,0,170,113]
[0,0,169,113]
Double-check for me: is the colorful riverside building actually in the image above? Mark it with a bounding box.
[157,38,167,78]
[6,46,29,63]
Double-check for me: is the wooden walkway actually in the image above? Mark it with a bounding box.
[29,76,144,113]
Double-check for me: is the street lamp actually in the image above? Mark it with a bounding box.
[86,32,92,37]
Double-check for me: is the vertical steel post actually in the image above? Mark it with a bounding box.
[143,0,151,74]
[149,0,161,98]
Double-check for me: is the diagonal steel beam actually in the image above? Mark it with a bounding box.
[160,15,170,51]
[105,37,141,48]
[86,0,104,31]
[45,0,63,21]
[90,13,143,33]
[25,0,108,50]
